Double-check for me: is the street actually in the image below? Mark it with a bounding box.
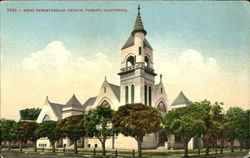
[0,151,249,158]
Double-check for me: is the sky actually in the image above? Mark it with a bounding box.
[1,1,249,120]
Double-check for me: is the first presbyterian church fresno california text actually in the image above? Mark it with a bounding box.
[36,5,198,150]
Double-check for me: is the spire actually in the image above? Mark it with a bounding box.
[131,4,147,36]
[104,75,108,83]
[138,4,140,14]
[160,74,162,83]
[44,96,50,104]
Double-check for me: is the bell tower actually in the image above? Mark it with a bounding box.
[118,5,157,106]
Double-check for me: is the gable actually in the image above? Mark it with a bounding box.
[36,102,63,123]
[172,91,192,106]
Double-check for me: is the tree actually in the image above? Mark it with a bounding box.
[209,102,225,154]
[163,103,207,158]
[202,101,224,155]
[10,121,39,151]
[11,121,29,151]
[112,103,162,157]
[226,107,248,152]
[55,115,85,154]
[85,105,114,155]
[246,110,250,150]
[194,100,212,155]
[216,113,231,154]
[0,119,17,150]
[20,121,38,152]
[36,121,59,152]
[20,108,41,120]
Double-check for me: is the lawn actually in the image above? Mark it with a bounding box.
[0,146,242,157]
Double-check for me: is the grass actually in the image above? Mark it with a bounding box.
[1,146,246,157]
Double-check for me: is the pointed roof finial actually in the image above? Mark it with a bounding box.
[138,4,140,14]
[160,74,162,83]
[104,76,107,81]
[45,96,50,104]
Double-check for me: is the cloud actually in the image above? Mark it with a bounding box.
[156,49,220,87]
[1,41,117,120]
[22,41,71,76]
[21,41,116,83]
[155,49,249,110]
[1,41,248,120]
[178,49,220,72]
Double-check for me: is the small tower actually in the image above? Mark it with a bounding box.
[119,5,156,106]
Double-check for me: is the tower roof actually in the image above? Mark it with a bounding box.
[172,91,192,106]
[65,94,82,107]
[121,35,152,50]
[131,5,147,36]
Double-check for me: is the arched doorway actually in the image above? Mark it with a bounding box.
[158,130,168,145]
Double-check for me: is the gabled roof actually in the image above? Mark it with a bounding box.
[49,102,64,119]
[108,83,120,101]
[172,91,192,106]
[43,96,64,119]
[83,96,97,107]
[65,94,82,107]
[121,35,152,50]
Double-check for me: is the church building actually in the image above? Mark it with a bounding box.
[36,5,197,150]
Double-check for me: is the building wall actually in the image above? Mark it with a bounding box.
[86,134,159,150]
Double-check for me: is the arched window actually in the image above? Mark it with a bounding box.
[126,56,135,67]
[157,101,167,112]
[144,85,147,105]
[42,115,50,121]
[149,86,152,106]
[131,85,135,103]
[100,100,110,106]
[145,56,150,67]
[125,86,129,104]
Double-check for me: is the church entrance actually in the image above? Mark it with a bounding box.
[158,131,168,145]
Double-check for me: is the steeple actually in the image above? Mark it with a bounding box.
[131,4,147,36]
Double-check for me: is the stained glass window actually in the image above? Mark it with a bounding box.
[157,101,166,112]
[42,115,50,121]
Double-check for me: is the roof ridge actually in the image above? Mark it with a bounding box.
[108,82,119,87]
